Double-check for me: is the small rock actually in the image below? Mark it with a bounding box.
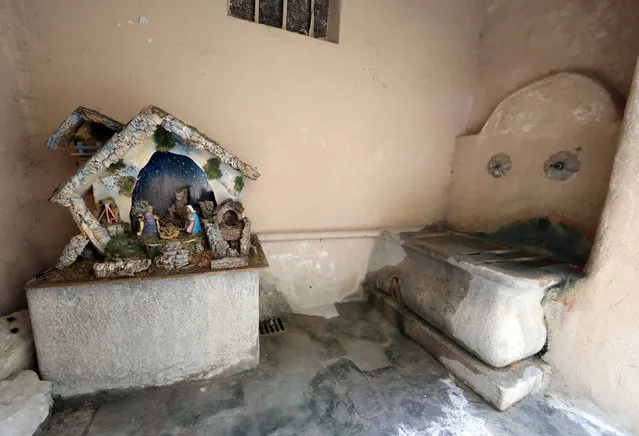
[210,257,248,270]
[155,248,191,270]
[94,260,152,278]
[0,370,52,436]
[239,218,252,256]
[55,235,89,270]
[106,224,125,237]
[203,221,230,258]
[164,242,182,252]
[198,201,216,220]
[193,241,205,254]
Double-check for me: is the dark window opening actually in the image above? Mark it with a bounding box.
[228,0,340,43]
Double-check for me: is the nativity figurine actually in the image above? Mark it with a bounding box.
[137,204,161,238]
[184,205,202,235]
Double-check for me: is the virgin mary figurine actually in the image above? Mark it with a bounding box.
[184,205,202,234]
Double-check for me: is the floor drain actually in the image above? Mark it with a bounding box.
[259,318,285,335]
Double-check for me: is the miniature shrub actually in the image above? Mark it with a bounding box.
[118,176,136,197]
[204,158,222,180]
[153,126,176,151]
[234,176,244,193]
[108,160,126,172]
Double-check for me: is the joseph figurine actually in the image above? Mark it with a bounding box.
[137,205,161,237]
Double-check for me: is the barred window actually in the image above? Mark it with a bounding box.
[228,0,340,43]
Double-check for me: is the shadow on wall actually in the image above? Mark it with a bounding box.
[469,216,593,267]
[468,0,639,133]
[446,73,622,259]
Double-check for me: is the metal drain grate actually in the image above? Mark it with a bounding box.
[259,318,285,335]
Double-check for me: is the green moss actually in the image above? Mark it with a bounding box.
[106,235,146,260]
[153,126,176,152]
[204,158,222,180]
[108,160,126,172]
[234,176,244,193]
[118,176,136,197]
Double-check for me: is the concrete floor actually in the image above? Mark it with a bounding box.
[39,302,628,436]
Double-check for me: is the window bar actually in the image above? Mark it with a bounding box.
[309,0,315,37]
[282,0,288,30]
[254,0,260,23]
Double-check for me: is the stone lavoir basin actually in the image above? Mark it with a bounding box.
[367,228,582,368]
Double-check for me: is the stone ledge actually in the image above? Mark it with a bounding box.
[395,229,580,289]
[368,289,550,411]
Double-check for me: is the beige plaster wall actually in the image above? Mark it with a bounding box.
[0,1,74,313]
[0,1,24,312]
[544,59,639,434]
[0,0,482,315]
[468,0,639,133]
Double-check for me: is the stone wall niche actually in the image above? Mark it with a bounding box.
[446,73,622,236]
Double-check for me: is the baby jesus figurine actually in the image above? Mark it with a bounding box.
[184,205,202,234]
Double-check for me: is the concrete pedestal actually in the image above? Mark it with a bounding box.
[26,270,259,398]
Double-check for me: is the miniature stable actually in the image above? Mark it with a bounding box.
[26,106,268,397]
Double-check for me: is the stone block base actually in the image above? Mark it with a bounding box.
[368,289,550,411]
[27,271,259,398]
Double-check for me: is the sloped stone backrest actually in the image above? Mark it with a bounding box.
[447,73,621,234]
[482,73,619,137]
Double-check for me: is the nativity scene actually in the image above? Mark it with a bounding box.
[35,105,268,284]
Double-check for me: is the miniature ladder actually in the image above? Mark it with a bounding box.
[97,204,118,224]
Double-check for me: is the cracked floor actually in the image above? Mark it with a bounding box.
[39,302,628,435]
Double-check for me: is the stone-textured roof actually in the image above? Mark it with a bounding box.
[49,105,260,206]
[45,106,124,150]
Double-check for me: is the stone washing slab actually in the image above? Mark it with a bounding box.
[0,310,36,381]
[368,289,550,411]
[27,271,259,398]
[367,230,573,367]
[0,370,52,436]
[399,229,572,289]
